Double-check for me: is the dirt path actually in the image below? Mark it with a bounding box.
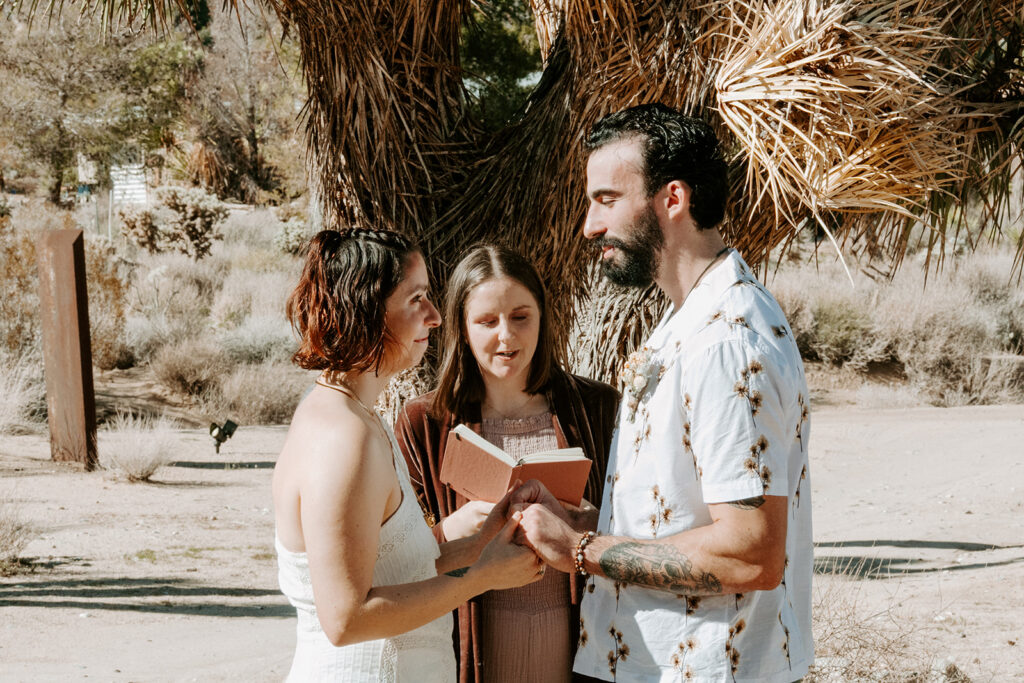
[1,405,1022,681]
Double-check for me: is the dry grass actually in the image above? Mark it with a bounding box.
[0,490,35,574]
[151,339,232,397]
[807,556,949,682]
[218,315,295,364]
[772,248,1024,405]
[207,361,312,425]
[0,352,45,434]
[97,411,178,481]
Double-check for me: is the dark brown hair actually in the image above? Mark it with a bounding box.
[432,244,558,421]
[586,103,729,231]
[287,228,419,373]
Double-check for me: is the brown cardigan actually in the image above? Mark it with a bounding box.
[394,370,620,683]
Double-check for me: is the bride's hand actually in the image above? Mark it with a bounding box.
[440,500,495,541]
[472,511,545,590]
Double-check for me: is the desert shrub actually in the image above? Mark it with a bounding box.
[0,492,35,574]
[0,219,40,356]
[774,249,1024,404]
[0,352,45,434]
[151,339,231,397]
[0,195,11,218]
[159,253,230,306]
[218,315,295,364]
[807,299,875,365]
[210,361,311,424]
[807,557,939,681]
[211,269,294,328]
[84,235,133,370]
[119,205,163,253]
[221,207,281,248]
[98,411,178,481]
[273,218,309,255]
[158,186,228,260]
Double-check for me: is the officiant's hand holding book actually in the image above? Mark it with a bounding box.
[440,424,592,506]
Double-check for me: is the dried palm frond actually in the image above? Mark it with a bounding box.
[715,0,968,268]
[568,265,669,386]
[44,0,1024,383]
[179,139,227,195]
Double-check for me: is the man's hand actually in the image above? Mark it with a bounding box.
[509,479,574,526]
[515,502,579,574]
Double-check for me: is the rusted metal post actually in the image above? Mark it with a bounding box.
[36,229,97,469]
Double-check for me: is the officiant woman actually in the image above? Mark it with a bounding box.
[396,244,619,683]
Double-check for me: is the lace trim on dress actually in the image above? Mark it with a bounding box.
[479,411,553,435]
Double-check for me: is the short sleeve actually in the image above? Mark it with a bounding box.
[682,339,790,504]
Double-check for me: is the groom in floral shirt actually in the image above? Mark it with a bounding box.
[514,104,813,682]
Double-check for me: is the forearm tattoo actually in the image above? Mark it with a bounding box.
[728,495,766,510]
[598,542,723,595]
[444,567,469,578]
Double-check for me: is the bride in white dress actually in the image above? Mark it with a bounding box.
[273,229,543,682]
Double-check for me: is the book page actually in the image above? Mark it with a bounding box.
[519,447,586,464]
[451,424,517,466]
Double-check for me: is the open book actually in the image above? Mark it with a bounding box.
[439,424,592,505]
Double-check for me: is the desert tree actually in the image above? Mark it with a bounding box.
[0,12,201,203]
[29,0,1024,384]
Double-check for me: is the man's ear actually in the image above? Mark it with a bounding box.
[663,180,691,221]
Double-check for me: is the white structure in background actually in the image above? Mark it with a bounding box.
[110,163,148,205]
[107,163,149,239]
[77,154,99,186]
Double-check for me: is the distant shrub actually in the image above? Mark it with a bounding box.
[774,249,1024,405]
[0,196,11,219]
[119,205,163,253]
[0,220,40,357]
[211,361,310,424]
[159,186,228,260]
[273,218,309,255]
[84,236,133,370]
[98,411,178,481]
[221,207,280,247]
[151,339,231,397]
[219,315,295,364]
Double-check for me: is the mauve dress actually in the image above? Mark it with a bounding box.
[478,412,572,683]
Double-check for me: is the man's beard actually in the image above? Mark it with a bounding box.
[596,205,664,288]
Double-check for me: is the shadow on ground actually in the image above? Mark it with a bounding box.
[814,539,1024,579]
[0,576,289,617]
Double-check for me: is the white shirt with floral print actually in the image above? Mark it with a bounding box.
[574,251,813,683]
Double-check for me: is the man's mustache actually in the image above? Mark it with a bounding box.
[593,237,633,252]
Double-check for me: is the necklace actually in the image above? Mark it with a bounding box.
[316,372,389,439]
[682,246,731,307]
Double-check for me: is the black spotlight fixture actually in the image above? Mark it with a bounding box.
[210,420,238,454]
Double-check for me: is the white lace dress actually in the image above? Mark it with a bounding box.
[276,428,456,682]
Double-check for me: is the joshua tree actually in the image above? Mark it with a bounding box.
[29,0,1024,382]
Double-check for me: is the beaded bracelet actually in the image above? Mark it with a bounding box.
[573,531,598,576]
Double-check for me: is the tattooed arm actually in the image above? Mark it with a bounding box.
[516,490,788,595]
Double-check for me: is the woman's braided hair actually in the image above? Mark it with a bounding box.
[287,228,420,373]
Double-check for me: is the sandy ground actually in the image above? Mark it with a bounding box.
[2,403,1023,682]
